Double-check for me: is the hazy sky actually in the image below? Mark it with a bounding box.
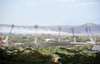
[0,0,100,26]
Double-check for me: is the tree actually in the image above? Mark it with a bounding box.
[83,38,90,42]
[22,36,27,39]
[67,45,74,48]
[0,37,2,41]
[7,45,13,51]
[25,41,30,44]
[88,45,93,50]
[76,38,83,42]
[55,47,100,64]
[79,46,86,50]
[0,48,58,64]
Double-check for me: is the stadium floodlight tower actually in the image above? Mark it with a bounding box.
[88,26,97,44]
[85,26,95,44]
[71,26,76,43]
[34,25,38,45]
[4,24,14,46]
[58,26,62,43]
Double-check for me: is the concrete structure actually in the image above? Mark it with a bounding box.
[58,26,62,43]
[85,26,95,44]
[14,43,24,46]
[92,45,100,53]
[88,26,98,44]
[3,24,14,44]
[43,43,90,47]
[71,26,76,43]
[3,24,14,46]
[44,38,55,42]
[34,25,38,44]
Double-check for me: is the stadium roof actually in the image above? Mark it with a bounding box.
[92,45,100,53]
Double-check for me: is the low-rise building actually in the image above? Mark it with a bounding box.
[44,38,55,42]
[92,45,100,53]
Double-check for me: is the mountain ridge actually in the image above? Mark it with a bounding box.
[39,23,100,32]
[0,23,100,34]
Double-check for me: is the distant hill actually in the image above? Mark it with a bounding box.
[39,23,100,33]
[75,23,100,31]
[0,23,100,34]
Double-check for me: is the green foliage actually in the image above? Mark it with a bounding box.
[0,48,58,64]
[76,38,83,42]
[22,36,27,39]
[79,46,86,50]
[82,38,90,42]
[0,37,2,41]
[37,40,46,44]
[96,37,100,42]
[25,47,32,50]
[0,44,100,64]
[67,45,74,48]
[61,40,69,43]
[70,47,77,50]
[25,41,30,44]
[7,45,13,51]
[88,45,93,49]
[55,48,100,64]
[1,33,99,45]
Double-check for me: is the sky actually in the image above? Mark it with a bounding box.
[0,0,100,26]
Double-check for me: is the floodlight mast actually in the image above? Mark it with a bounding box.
[85,26,95,44]
[88,26,97,44]
[34,25,38,44]
[4,24,14,46]
[58,26,62,43]
[71,26,76,42]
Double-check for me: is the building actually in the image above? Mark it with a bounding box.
[11,43,15,45]
[14,43,24,46]
[0,43,4,46]
[92,45,100,53]
[44,38,55,42]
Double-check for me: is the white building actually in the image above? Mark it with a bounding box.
[45,38,55,42]
[14,43,24,46]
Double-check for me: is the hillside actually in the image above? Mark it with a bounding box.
[75,23,100,31]
[39,23,100,32]
[0,23,100,33]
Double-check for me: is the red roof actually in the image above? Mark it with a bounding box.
[0,43,4,45]
[45,43,71,45]
[11,43,15,45]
